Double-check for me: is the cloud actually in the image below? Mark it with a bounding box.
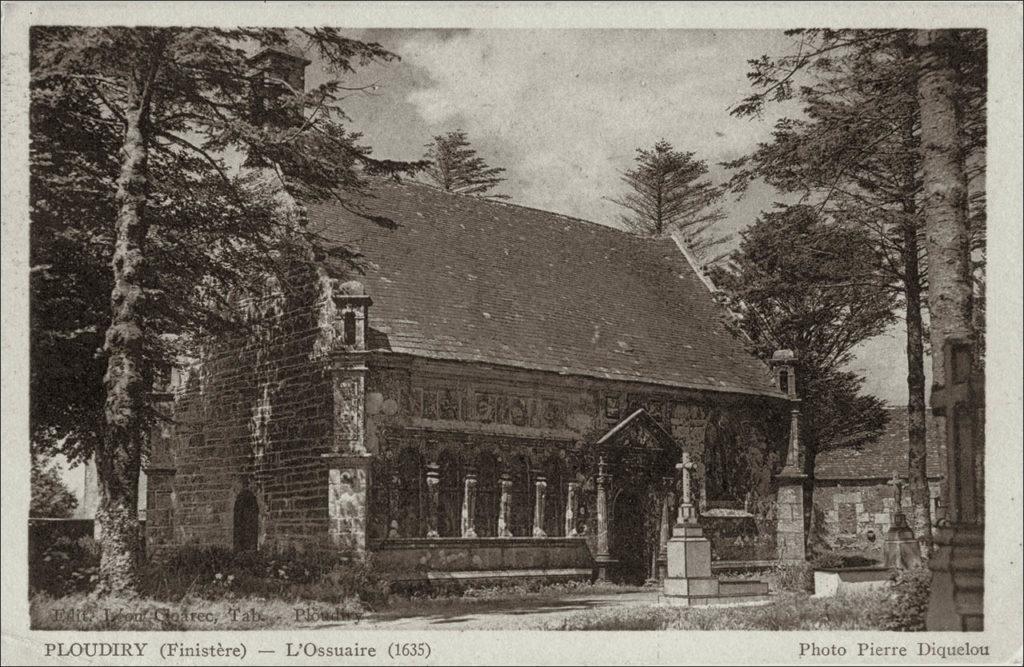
[399,29,794,226]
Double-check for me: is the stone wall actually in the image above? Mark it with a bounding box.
[361,356,789,568]
[147,276,792,569]
[147,265,339,557]
[812,479,942,554]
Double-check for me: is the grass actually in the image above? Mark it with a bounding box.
[380,580,645,619]
[543,591,889,631]
[30,580,643,631]
[32,587,895,632]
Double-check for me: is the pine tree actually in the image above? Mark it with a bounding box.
[30,27,423,594]
[728,29,986,550]
[609,140,728,266]
[422,130,508,198]
[710,205,896,545]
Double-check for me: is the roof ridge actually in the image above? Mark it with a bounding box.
[377,177,676,244]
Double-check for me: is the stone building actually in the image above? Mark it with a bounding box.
[812,407,945,554]
[145,53,804,586]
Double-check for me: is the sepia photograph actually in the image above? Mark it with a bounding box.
[2,2,1021,664]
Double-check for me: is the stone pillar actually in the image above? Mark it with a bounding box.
[775,474,807,563]
[326,281,375,556]
[425,462,440,538]
[927,338,984,631]
[461,472,478,538]
[532,475,548,538]
[595,458,616,580]
[770,349,807,564]
[657,478,674,581]
[565,482,580,537]
[388,474,401,538]
[325,455,372,555]
[497,473,513,537]
[326,354,373,553]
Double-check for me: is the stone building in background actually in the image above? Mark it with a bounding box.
[812,407,944,554]
[144,53,804,586]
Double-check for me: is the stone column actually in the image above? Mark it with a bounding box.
[461,472,478,538]
[326,455,372,554]
[425,462,440,538]
[595,458,616,580]
[565,482,580,537]
[927,338,984,631]
[497,473,513,537]
[770,349,807,564]
[532,475,548,538]
[325,355,373,556]
[387,474,401,538]
[657,478,674,580]
[325,284,374,557]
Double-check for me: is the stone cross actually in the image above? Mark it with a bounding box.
[677,452,694,503]
[675,452,696,524]
[888,472,905,509]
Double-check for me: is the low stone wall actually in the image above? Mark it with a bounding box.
[700,512,777,562]
[813,480,941,553]
[371,537,594,585]
[813,566,892,597]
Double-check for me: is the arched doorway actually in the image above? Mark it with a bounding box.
[594,408,680,584]
[233,490,259,552]
[610,486,660,585]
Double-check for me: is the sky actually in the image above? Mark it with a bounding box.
[315,29,795,238]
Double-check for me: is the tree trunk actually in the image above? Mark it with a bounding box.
[96,97,153,596]
[903,223,933,554]
[916,29,975,387]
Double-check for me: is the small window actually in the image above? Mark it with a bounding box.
[343,311,357,345]
[778,369,789,393]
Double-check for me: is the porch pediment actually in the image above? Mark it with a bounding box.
[595,408,678,453]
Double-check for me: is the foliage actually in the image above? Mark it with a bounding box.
[30,26,426,592]
[771,561,815,593]
[141,546,390,605]
[30,454,79,518]
[728,29,987,547]
[810,551,879,570]
[546,591,887,631]
[421,129,508,198]
[608,139,729,265]
[30,536,101,596]
[31,540,390,607]
[877,566,931,631]
[710,205,894,466]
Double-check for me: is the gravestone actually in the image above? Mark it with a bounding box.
[883,473,922,569]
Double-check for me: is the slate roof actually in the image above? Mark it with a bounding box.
[814,408,946,481]
[307,180,783,398]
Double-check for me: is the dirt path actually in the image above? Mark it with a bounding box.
[310,591,661,631]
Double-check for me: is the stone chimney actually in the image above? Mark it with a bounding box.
[248,47,311,128]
